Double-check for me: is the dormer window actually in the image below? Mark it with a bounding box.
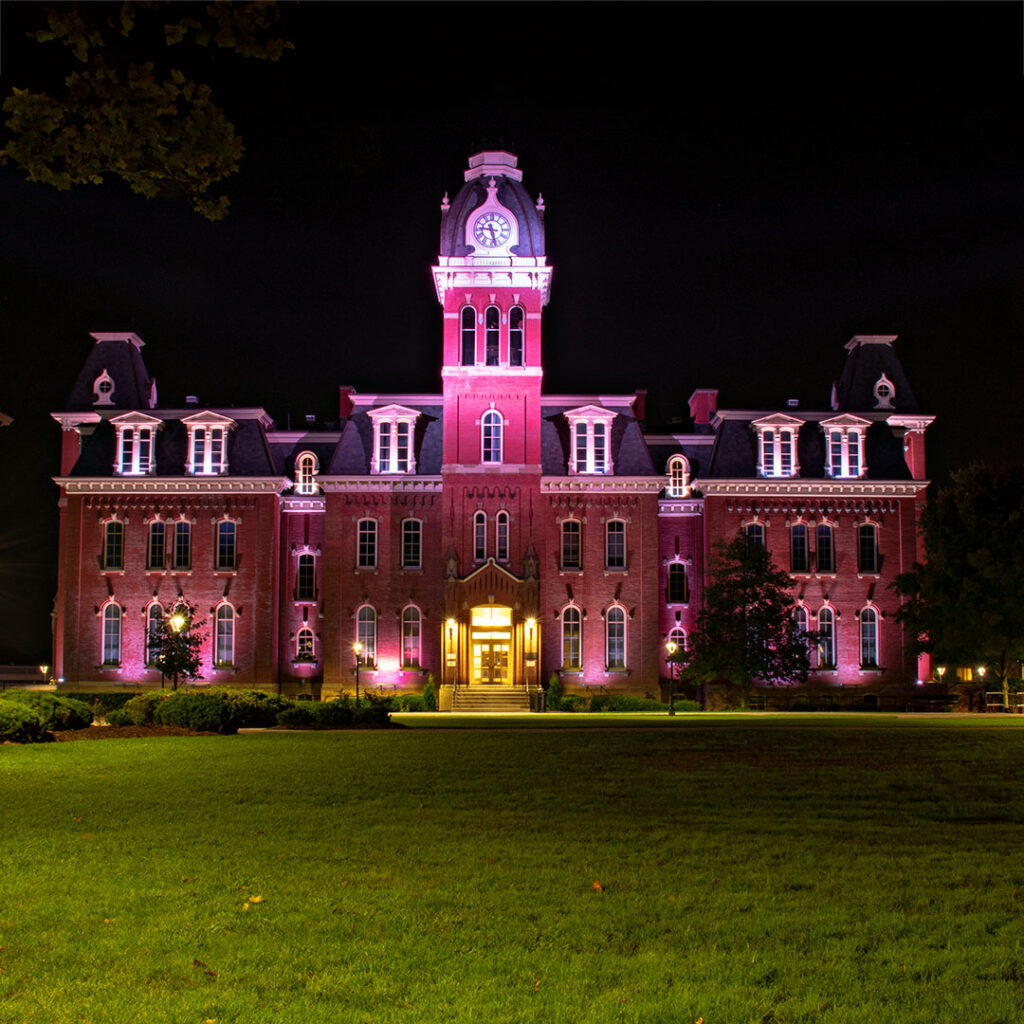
[752,415,802,479]
[295,452,319,494]
[183,412,235,476]
[93,369,115,406]
[368,405,420,474]
[821,415,869,479]
[565,406,615,475]
[112,413,161,475]
[873,374,895,409]
[666,455,690,497]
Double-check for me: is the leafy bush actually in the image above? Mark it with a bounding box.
[423,675,437,711]
[2,692,93,730]
[0,701,48,743]
[57,692,137,715]
[104,708,132,727]
[153,691,239,734]
[276,695,390,728]
[123,691,170,726]
[276,703,316,727]
[210,689,292,727]
[588,694,670,713]
[546,674,563,711]
[354,695,391,725]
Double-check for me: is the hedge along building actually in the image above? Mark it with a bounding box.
[52,151,933,708]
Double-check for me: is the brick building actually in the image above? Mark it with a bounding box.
[52,151,932,708]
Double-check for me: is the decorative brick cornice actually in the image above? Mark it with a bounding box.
[658,499,704,515]
[541,477,663,494]
[319,476,444,493]
[282,497,326,512]
[699,479,927,499]
[55,476,288,495]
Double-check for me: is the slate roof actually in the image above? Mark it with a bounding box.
[540,406,655,476]
[834,337,919,413]
[325,407,443,475]
[439,176,545,259]
[66,335,154,411]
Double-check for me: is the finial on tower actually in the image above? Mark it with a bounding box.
[441,192,450,212]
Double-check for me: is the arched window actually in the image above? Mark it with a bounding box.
[667,455,690,497]
[216,521,237,571]
[402,519,422,570]
[402,606,421,668]
[214,605,235,667]
[562,606,582,670]
[173,521,191,571]
[296,627,315,662]
[606,607,626,670]
[818,607,836,669]
[561,520,581,570]
[792,607,810,661]
[667,626,686,665]
[473,511,487,561]
[790,524,808,573]
[461,306,476,365]
[101,603,122,666]
[495,510,510,562]
[485,305,500,365]
[103,520,124,571]
[606,520,625,570]
[860,607,879,668]
[482,410,503,463]
[358,519,377,569]
[667,563,689,604]
[357,606,377,666]
[509,306,524,366]
[295,452,319,494]
[745,523,765,549]
[858,524,879,574]
[146,602,163,666]
[816,524,835,573]
[147,521,166,571]
[296,553,316,600]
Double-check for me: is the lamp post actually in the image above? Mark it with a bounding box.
[353,641,363,704]
[666,640,677,716]
[168,611,185,691]
[525,617,536,693]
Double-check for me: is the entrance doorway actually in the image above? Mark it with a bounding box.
[470,605,512,685]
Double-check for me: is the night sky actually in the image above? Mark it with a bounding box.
[1,3,1022,661]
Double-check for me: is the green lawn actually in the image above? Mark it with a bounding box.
[2,717,1024,1023]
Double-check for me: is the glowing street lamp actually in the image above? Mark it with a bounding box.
[666,640,678,716]
[353,641,363,704]
[525,617,537,693]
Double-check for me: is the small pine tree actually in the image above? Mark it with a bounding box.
[149,600,207,690]
[682,535,814,707]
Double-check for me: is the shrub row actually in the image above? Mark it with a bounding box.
[545,677,695,713]
[0,691,94,742]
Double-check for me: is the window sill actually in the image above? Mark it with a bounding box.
[665,601,690,608]
[856,573,881,580]
[559,669,582,676]
[97,664,121,670]
[291,659,319,668]
[559,567,583,575]
[604,566,627,574]
[355,568,378,574]
[170,568,193,575]
[212,665,238,673]
[604,668,631,675]
[293,597,318,605]
[100,568,125,575]
[145,568,168,575]
[400,567,423,573]
[859,665,884,674]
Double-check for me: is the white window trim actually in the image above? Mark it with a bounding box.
[666,455,690,497]
[111,412,162,476]
[357,518,378,571]
[473,510,487,561]
[495,510,510,563]
[481,408,504,464]
[356,605,377,667]
[295,626,316,662]
[100,600,123,666]
[93,369,115,406]
[605,605,627,671]
[565,405,615,475]
[295,451,320,494]
[752,414,802,479]
[214,516,240,572]
[368,405,420,474]
[401,518,423,570]
[561,604,583,671]
[401,604,422,668]
[821,415,870,479]
[605,518,626,570]
[182,411,236,476]
[859,605,880,668]
[213,602,236,668]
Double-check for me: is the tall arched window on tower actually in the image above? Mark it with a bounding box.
[482,410,503,463]
[495,510,510,562]
[509,306,524,366]
[296,553,316,601]
[357,606,377,667]
[667,563,689,604]
[214,605,235,668]
[485,306,500,365]
[473,511,487,561]
[562,606,582,670]
[461,307,476,365]
[101,603,122,666]
[606,607,626,670]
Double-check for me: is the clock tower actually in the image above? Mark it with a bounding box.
[432,151,551,694]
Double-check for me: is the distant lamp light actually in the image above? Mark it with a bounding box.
[169,613,186,633]
[936,666,946,678]
[666,640,678,716]
[39,664,50,679]
[977,666,987,679]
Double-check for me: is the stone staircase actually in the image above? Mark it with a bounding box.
[451,685,531,713]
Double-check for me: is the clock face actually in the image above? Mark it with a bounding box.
[473,212,512,248]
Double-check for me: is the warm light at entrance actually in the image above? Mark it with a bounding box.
[471,606,512,628]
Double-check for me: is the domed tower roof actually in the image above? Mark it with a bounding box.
[438,151,545,259]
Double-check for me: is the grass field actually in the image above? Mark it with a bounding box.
[2,716,1024,1023]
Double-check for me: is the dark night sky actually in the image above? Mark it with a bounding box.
[1,2,1023,660]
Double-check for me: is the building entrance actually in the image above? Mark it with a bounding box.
[469,605,512,685]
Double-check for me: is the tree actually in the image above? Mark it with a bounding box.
[894,465,1024,708]
[1,2,292,219]
[680,534,813,707]
[149,599,207,690]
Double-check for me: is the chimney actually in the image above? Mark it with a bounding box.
[185,395,199,406]
[688,388,718,425]
[338,385,355,418]
[632,388,647,422]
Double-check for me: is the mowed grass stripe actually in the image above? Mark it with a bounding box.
[2,723,1023,1024]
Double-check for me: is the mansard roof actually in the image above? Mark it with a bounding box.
[66,332,155,411]
[540,403,655,476]
[833,335,919,413]
[326,406,443,475]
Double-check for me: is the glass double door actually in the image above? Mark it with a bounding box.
[472,641,510,684]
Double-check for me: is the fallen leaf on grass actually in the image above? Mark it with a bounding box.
[592,880,603,892]
[248,895,263,904]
